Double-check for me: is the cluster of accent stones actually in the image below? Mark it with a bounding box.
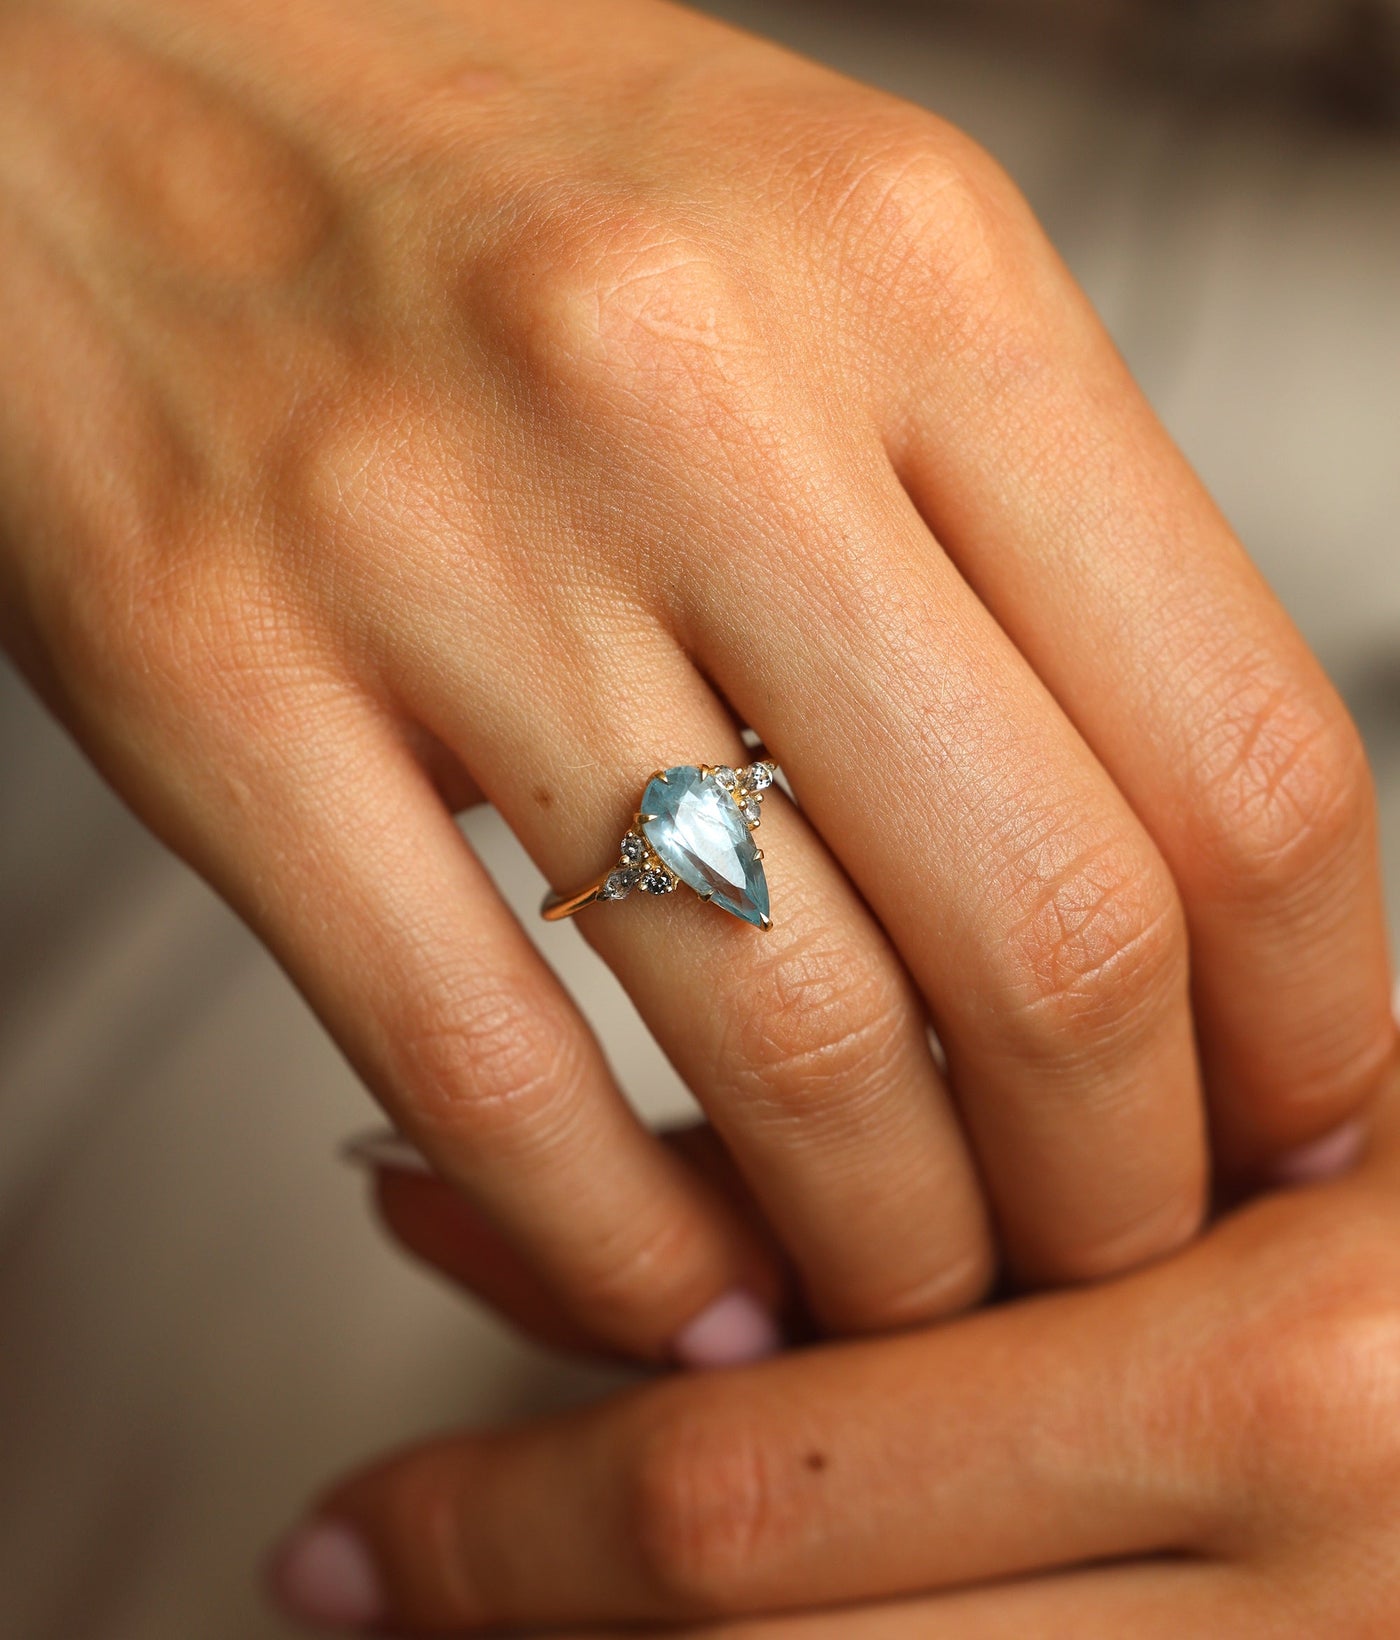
[601,826,676,902]
[600,760,775,903]
[710,758,775,825]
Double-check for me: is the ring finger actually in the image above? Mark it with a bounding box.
[377,564,992,1336]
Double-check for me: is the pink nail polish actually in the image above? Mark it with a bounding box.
[674,1290,782,1369]
[341,1130,433,1176]
[266,1519,385,1631]
[1269,1118,1368,1186]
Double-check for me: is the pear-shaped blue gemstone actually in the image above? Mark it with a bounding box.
[641,766,770,927]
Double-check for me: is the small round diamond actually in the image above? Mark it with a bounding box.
[602,867,641,900]
[742,762,774,792]
[740,796,762,824]
[711,766,738,790]
[619,833,648,863]
[640,867,677,895]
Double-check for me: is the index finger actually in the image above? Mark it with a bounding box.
[271,1062,1400,1633]
[277,1232,1230,1630]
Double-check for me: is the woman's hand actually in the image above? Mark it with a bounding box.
[2,0,1393,1360]
[273,1061,1400,1635]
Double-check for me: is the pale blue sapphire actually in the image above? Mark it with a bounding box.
[640,766,770,927]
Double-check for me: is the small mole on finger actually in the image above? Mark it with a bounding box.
[803,1451,828,1473]
[533,786,553,808]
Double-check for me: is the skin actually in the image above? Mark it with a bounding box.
[2,0,1395,1359]
[280,1063,1400,1635]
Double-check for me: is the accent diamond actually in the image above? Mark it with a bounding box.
[603,867,640,900]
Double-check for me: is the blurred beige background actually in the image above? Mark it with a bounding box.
[2,5,1398,1636]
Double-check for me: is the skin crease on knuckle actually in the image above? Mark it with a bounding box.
[1198,1202,1400,1559]
[963,807,1204,1280]
[372,976,739,1329]
[355,1443,495,1632]
[716,917,918,1136]
[625,1386,803,1617]
[1004,848,1186,1056]
[770,101,1053,399]
[463,199,793,535]
[976,804,1191,1075]
[387,974,592,1162]
[1183,661,1398,1123]
[715,926,993,1328]
[1185,665,1375,913]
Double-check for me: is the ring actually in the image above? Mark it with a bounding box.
[540,760,778,930]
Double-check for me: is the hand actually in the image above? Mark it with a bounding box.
[2,0,1393,1360]
[272,1060,1400,1635]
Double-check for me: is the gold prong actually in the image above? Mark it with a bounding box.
[759,914,774,932]
[650,769,669,785]
[754,848,764,860]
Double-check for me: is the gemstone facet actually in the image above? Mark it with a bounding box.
[640,766,770,927]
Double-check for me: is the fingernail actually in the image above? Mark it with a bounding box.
[1268,1118,1368,1186]
[341,1130,433,1176]
[673,1290,782,1369]
[266,1519,384,1631]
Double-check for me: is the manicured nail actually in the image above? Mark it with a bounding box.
[266,1519,384,1631]
[1268,1118,1368,1186]
[341,1130,432,1176]
[673,1290,782,1369]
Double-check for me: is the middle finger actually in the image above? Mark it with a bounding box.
[682,436,1207,1287]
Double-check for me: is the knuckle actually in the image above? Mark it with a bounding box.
[395,976,585,1153]
[721,927,915,1123]
[1248,1012,1398,1157]
[480,200,757,424]
[549,1206,715,1341]
[808,110,1034,339]
[628,1389,793,1612]
[1221,1218,1400,1517]
[367,1449,487,1628]
[995,828,1188,1057]
[1282,1031,1399,1144]
[275,392,439,558]
[828,1241,996,1334]
[1188,673,1374,906]
[1036,1187,1205,1288]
